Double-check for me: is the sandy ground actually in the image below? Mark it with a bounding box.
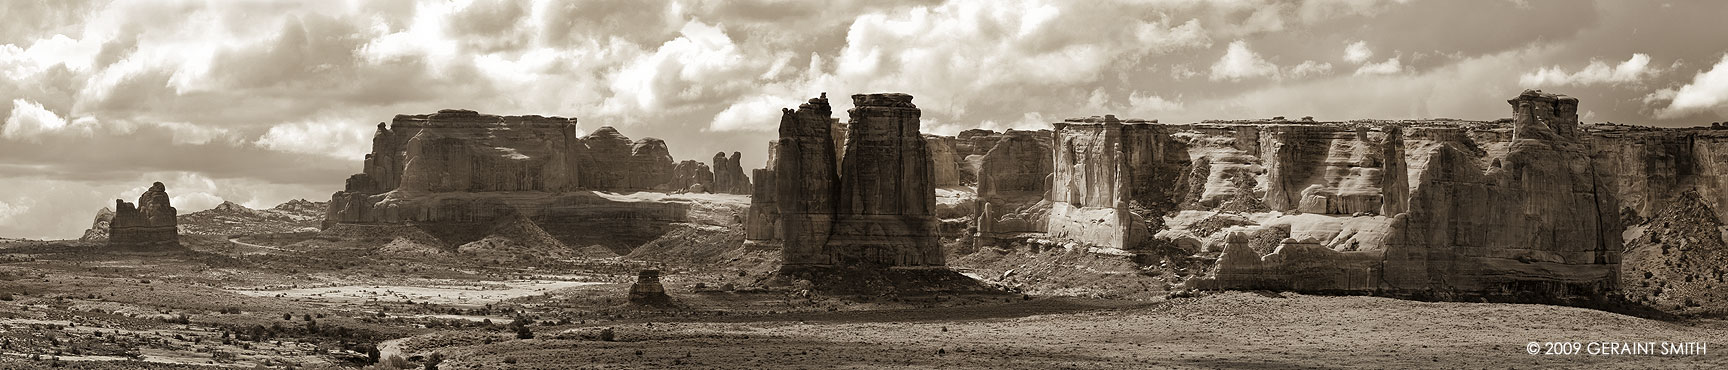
[415,292,1724,369]
[230,279,606,306]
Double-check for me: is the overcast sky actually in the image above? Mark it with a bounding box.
[2,0,1726,239]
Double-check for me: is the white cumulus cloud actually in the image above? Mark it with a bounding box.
[1344,40,1373,63]
[254,118,375,159]
[1519,53,1658,87]
[3,99,94,141]
[1210,40,1280,81]
[1354,57,1403,76]
[1650,53,1728,119]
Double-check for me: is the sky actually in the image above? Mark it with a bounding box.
[1,0,1727,239]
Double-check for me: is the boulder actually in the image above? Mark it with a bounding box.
[628,269,672,305]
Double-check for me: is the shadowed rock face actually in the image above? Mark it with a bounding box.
[827,93,944,267]
[769,93,944,268]
[109,182,178,248]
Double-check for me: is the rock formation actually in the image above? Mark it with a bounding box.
[915,90,1702,304]
[178,200,327,236]
[628,269,671,305]
[775,93,842,265]
[79,207,114,242]
[927,135,963,187]
[744,166,780,249]
[663,160,713,193]
[323,109,739,254]
[765,93,945,268]
[973,130,1054,247]
[825,93,945,267]
[1046,115,1189,251]
[109,182,179,248]
[710,152,752,194]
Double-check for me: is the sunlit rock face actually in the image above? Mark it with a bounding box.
[1046,115,1190,251]
[109,182,179,248]
[774,94,842,266]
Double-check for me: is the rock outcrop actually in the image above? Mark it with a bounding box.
[663,160,713,193]
[628,269,672,305]
[775,94,843,266]
[79,207,114,242]
[766,93,945,268]
[927,135,963,187]
[1046,115,1189,251]
[710,152,751,194]
[178,200,327,236]
[323,110,743,255]
[973,130,1054,247]
[926,90,1700,304]
[1620,192,1728,315]
[109,182,179,248]
[826,93,945,267]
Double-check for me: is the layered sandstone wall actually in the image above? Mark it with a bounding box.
[1046,115,1189,250]
[826,93,944,267]
[961,90,1664,302]
[326,110,697,227]
[775,94,842,266]
[765,93,944,268]
[974,130,1054,245]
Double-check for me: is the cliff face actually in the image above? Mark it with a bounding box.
[974,130,1054,246]
[767,93,944,268]
[322,109,744,254]
[922,90,1728,305]
[1046,115,1189,251]
[826,93,944,267]
[109,182,179,248]
[775,93,842,266]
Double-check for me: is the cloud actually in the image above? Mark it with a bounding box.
[603,19,760,118]
[1354,57,1403,76]
[254,118,375,159]
[1519,53,1658,87]
[710,94,801,132]
[3,99,93,141]
[1210,40,1280,81]
[0,200,27,225]
[1344,40,1373,63]
[1128,92,1185,115]
[1288,61,1334,78]
[1650,53,1728,119]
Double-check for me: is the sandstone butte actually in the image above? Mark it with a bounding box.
[319,109,751,255]
[106,182,180,249]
